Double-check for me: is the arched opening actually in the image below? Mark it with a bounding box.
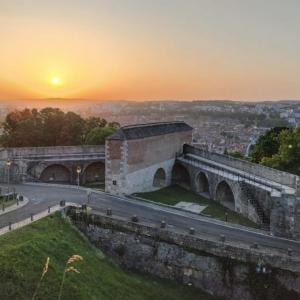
[197,172,209,195]
[216,181,235,210]
[40,164,71,183]
[83,162,105,184]
[153,168,166,188]
[171,163,191,190]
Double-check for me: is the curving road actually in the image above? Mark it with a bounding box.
[1,183,300,256]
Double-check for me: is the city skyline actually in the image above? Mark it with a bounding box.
[1,0,300,101]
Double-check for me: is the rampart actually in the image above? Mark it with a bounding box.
[68,209,300,300]
[0,145,104,160]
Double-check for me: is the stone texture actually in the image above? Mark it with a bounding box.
[0,145,105,184]
[105,122,193,195]
[73,216,300,300]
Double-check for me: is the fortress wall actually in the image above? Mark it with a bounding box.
[69,210,300,300]
[0,145,105,159]
[105,128,192,195]
[184,144,298,188]
[126,131,191,173]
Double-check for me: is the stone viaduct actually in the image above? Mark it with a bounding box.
[105,121,300,240]
[174,144,300,239]
[0,121,299,240]
[0,145,105,185]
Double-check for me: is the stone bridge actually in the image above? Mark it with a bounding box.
[0,121,299,241]
[0,145,105,185]
[172,144,300,239]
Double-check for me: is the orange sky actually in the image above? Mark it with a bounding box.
[1,0,300,101]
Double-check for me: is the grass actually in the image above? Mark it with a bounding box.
[135,185,260,229]
[0,213,216,300]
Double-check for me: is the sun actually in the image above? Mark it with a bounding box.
[50,76,62,86]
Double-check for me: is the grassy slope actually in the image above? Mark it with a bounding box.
[135,185,259,229]
[0,213,215,300]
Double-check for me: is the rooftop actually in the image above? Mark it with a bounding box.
[107,121,193,140]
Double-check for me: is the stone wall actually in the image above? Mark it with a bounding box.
[105,130,192,195]
[184,144,298,189]
[105,139,126,195]
[178,161,264,225]
[178,146,300,239]
[0,145,104,159]
[69,211,300,300]
[0,145,105,184]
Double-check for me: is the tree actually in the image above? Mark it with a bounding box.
[108,121,120,129]
[261,127,300,175]
[82,117,108,142]
[85,127,116,145]
[0,108,117,147]
[39,108,65,146]
[251,127,290,163]
[57,112,85,146]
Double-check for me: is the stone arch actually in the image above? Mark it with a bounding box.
[196,171,210,194]
[153,168,166,188]
[40,164,71,183]
[215,180,235,210]
[82,162,105,184]
[171,162,191,189]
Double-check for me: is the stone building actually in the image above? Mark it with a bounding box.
[105,121,193,195]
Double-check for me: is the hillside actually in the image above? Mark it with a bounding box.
[0,213,215,300]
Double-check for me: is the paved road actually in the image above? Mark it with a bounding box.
[1,183,300,256]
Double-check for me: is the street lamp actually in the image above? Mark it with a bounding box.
[6,159,12,193]
[76,166,82,188]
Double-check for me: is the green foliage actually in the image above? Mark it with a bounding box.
[251,127,290,163]
[85,126,116,145]
[0,213,214,300]
[0,108,119,147]
[250,126,300,175]
[261,126,300,175]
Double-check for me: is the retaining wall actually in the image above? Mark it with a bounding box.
[69,210,300,300]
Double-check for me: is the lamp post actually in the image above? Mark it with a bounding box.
[76,166,82,188]
[6,159,12,193]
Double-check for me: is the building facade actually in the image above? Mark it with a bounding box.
[105,122,193,195]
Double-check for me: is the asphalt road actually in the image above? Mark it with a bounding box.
[1,183,300,256]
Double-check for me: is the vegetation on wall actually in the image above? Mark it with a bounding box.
[0,108,120,147]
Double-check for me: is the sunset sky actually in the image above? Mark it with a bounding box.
[1,0,300,101]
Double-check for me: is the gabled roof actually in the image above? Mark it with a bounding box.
[107,121,193,141]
